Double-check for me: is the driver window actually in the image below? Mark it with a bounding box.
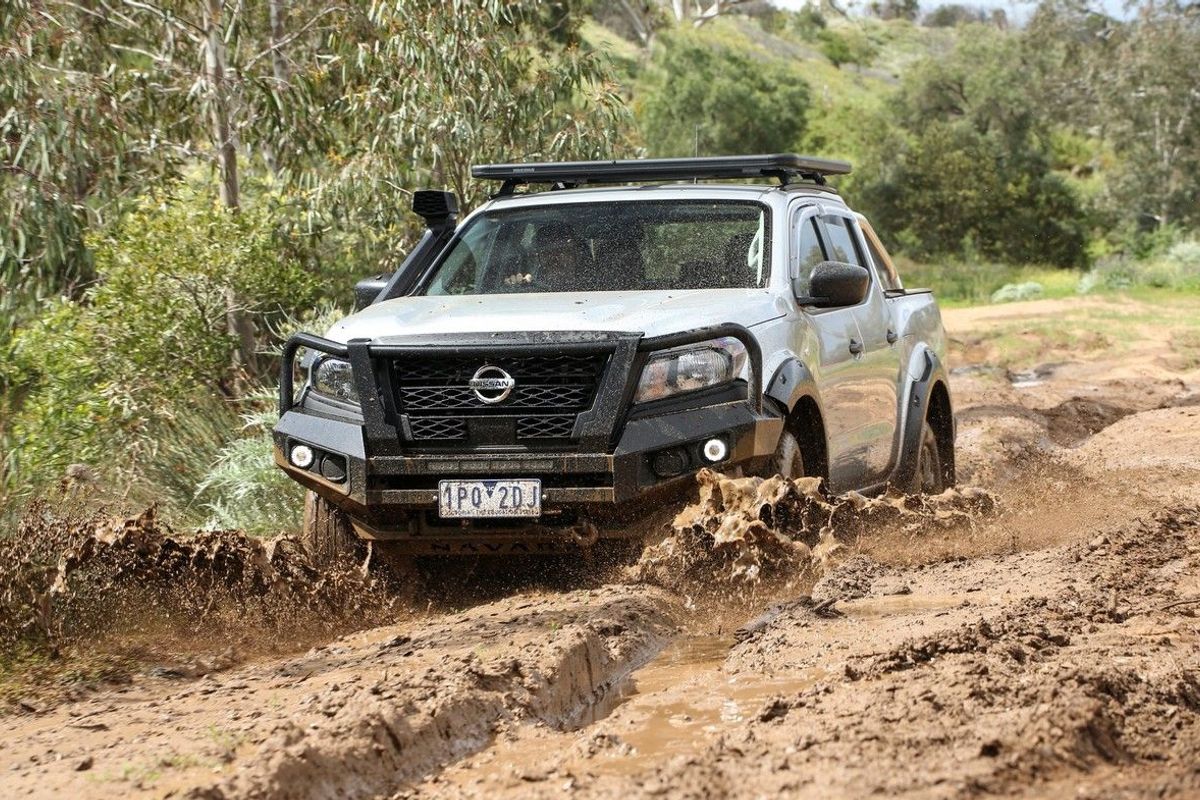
[819,215,865,266]
[793,217,825,296]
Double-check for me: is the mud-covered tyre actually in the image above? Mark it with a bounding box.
[301,491,362,565]
[915,419,946,494]
[767,428,806,479]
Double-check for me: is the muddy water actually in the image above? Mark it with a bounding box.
[432,632,830,790]
[591,636,828,774]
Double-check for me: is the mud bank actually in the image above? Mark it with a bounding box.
[0,586,681,798]
[0,504,401,703]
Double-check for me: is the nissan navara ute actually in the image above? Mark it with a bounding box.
[274,154,956,559]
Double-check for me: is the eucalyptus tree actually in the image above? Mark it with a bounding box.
[307,0,631,270]
[1095,4,1200,227]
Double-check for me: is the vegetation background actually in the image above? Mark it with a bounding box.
[2,0,1199,534]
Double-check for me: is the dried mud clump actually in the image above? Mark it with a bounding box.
[0,502,397,659]
[629,469,999,594]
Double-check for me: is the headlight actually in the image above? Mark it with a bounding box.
[310,357,360,404]
[634,337,748,404]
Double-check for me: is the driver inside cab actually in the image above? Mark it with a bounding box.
[504,222,591,291]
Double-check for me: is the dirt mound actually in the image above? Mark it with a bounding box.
[627,469,999,596]
[1040,397,1135,445]
[0,503,399,676]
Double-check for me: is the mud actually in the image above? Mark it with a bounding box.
[628,469,998,599]
[2,295,1200,799]
[0,503,400,707]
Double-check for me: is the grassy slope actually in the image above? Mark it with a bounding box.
[581,15,1200,308]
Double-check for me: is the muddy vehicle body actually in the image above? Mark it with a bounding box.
[274,155,955,556]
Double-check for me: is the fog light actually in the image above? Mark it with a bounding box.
[702,438,728,463]
[320,454,347,482]
[651,447,689,478]
[289,444,315,469]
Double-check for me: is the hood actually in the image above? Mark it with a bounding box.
[326,290,785,343]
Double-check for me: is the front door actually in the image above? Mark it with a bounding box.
[788,207,900,491]
[817,212,900,485]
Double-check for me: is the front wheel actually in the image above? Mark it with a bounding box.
[756,428,806,479]
[301,491,362,566]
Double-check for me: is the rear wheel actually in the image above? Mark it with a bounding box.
[915,419,946,494]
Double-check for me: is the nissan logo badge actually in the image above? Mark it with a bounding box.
[468,365,516,404]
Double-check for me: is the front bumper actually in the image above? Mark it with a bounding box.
[272,325,783,536]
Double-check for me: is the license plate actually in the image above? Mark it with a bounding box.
[437,479,542,519]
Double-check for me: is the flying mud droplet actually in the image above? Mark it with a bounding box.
[627,468,999,595]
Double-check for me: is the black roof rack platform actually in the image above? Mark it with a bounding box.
[473,154,851,196]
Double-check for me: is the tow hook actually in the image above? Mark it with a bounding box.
[569,521,600,549]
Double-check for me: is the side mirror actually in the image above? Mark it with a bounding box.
[795,261,870,308]
[354,274,390,310]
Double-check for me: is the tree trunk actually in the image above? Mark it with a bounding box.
[203,0,240,211]
[263,0,289,174]
[202,0,259,384]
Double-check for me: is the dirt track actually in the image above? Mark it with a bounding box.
[2,295,1199,799]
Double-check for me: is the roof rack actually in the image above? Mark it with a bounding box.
[472,154,851,197]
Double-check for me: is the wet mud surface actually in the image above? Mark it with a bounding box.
[2,296,1200,798]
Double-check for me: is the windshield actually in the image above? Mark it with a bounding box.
[422,200,770,296]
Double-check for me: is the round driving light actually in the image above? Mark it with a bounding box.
[289,444,315,469]
[702,438,728,463]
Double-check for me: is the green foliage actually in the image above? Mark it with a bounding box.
[817,28,876,70]
[788,7,827,41]
[0,0,188,355]
[817,30,854,68]
[990,281,1044,304]
[195,389,302,535]
[637,32,811,156]
[853,27,1087,268]
[1026,2,1200,237]
[922,5,989,28]
[1080,240,1200,294]
[3,188,317,498]
[316,0,632,233]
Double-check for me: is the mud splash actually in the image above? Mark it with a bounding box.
[628,469,998,596]
[0,503,397,665]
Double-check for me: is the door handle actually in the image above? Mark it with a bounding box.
[886,329,898,344]
[849,338,864,355]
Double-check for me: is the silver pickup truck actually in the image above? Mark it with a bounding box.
[274,155,955,561]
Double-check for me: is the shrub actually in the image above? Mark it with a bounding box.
[990,281,1044,303]
[637,32,811,157]
[2,188,318,502]
[195,389,303,536]
[1076,242,1200,293]
[191,303,348,534]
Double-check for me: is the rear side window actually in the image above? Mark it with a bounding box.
[859,220,903,291]
[819,215,864,267]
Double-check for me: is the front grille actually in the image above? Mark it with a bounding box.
[392,353,608,445]
[401,383,593,412]
[517,415,576,440]
[408,417,467,441]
